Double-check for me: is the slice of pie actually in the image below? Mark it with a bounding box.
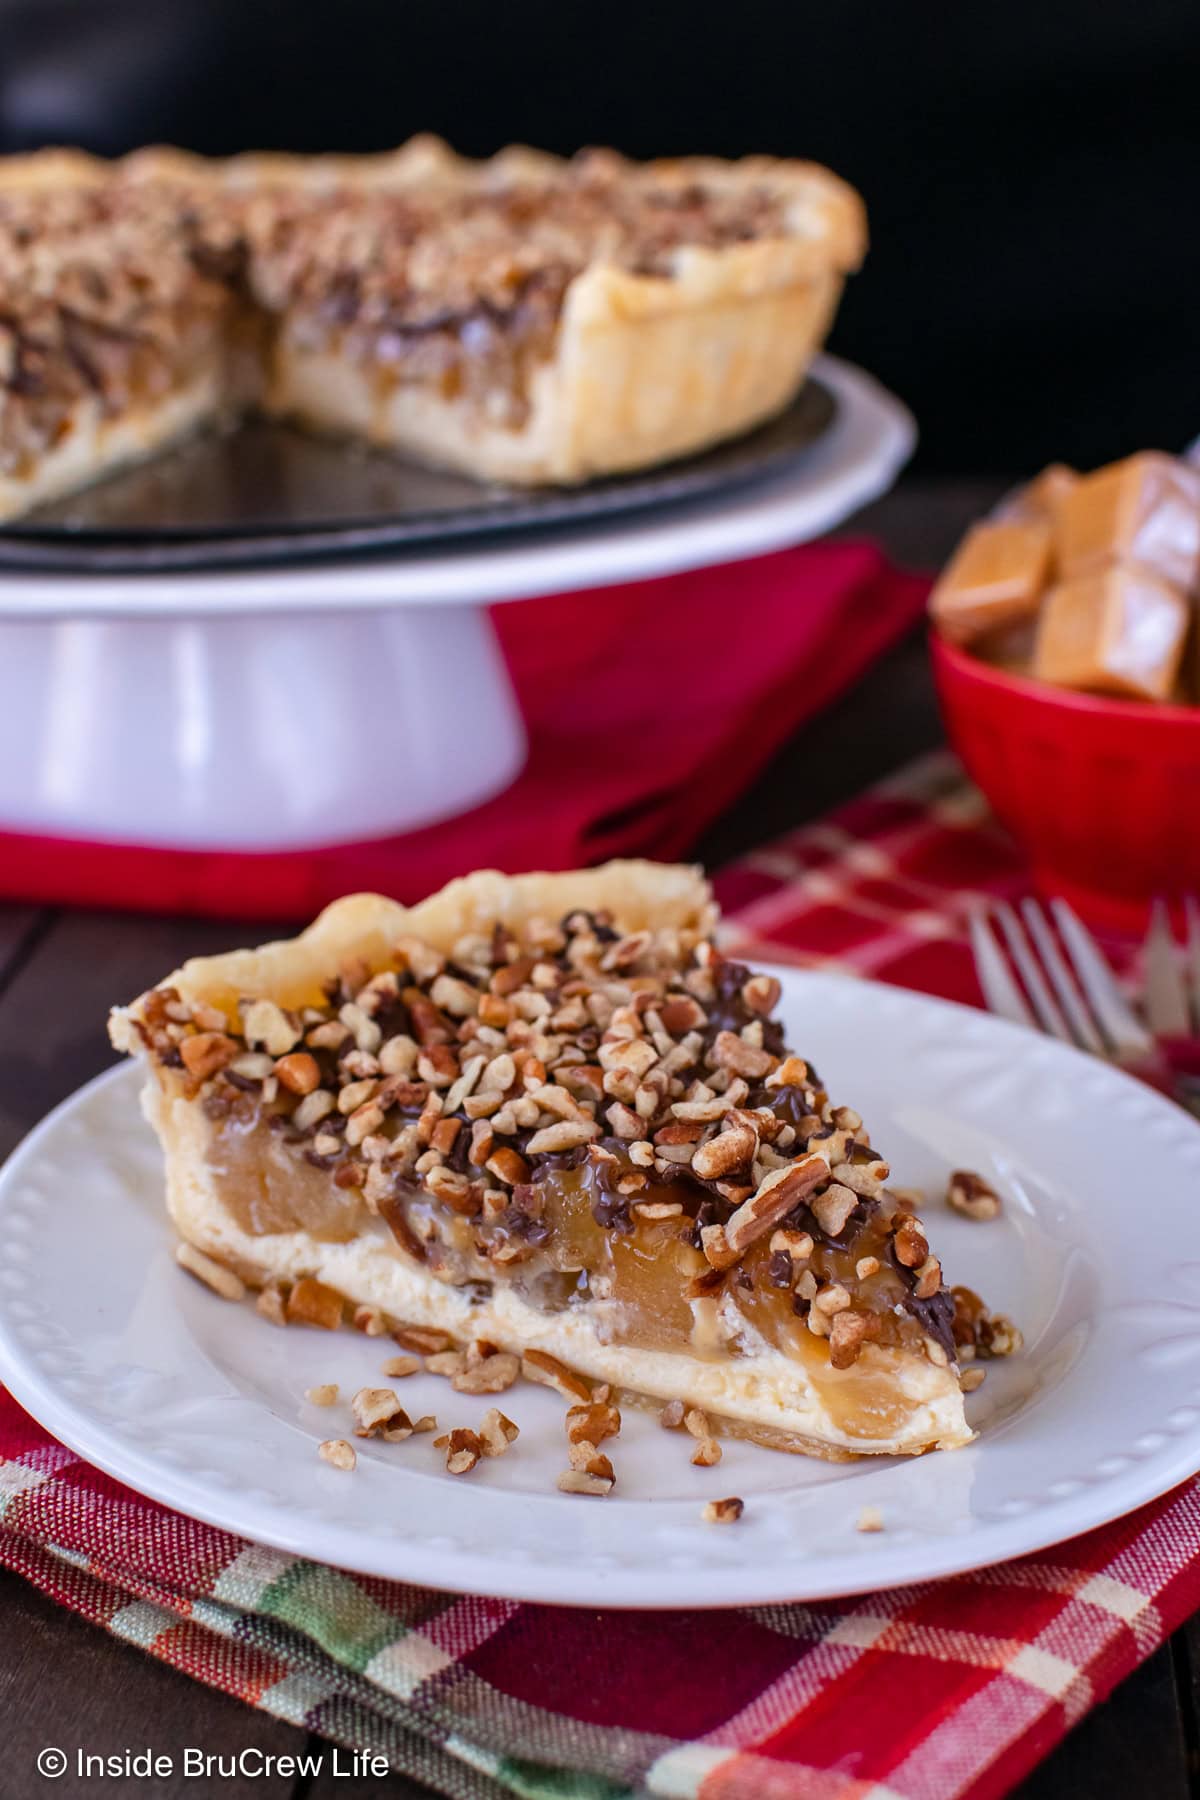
[109,862,972,1461]
[0,136,865,516]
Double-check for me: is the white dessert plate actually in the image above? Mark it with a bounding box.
[2,964,1198,1609]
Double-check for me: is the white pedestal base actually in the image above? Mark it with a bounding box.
[0,604,525,849]
[0,358,914,851]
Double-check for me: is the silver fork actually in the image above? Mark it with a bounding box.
[1142,897,1200,1040]
[970,897,1200,1114]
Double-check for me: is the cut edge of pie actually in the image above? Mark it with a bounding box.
[0,136,865,514]
[109,863,974,1463]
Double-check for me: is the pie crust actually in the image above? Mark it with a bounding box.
[110,862,975,1462]
[0,137,865,514]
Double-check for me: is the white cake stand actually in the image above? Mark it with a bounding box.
[0,356,914,850]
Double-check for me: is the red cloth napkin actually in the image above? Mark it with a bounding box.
[0,542,927,918]
[2,751,1197,1800]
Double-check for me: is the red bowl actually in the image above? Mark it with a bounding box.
[930,632,1200,934]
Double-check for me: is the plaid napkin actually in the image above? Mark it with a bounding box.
[2,751,1197,1800]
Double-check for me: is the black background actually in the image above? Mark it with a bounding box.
[2,0,1197,473]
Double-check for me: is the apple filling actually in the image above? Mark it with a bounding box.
[206,1107,939,1369]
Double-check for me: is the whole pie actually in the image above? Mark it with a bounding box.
[0,136,864,517]
[110,862,982,1462]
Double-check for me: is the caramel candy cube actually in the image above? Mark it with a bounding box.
[929,519,1052,646]
[972,618,1037,675]
[1033,564,1189,701]
[994,462,1077,527]
[1056,452,1200,592]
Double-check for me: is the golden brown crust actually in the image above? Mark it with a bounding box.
[112,864,715,1026]
[0,147,110,190]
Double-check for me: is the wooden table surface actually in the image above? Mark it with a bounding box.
[2,476,1196,1799]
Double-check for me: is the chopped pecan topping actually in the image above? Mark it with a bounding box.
[134,897,1007,1370]
[892,1218,929,1270]
[565,1400,621,1447]
[830,1159,889,1196]
[179,1032,237,1081]
[912,1256,942,1301]
[352,1304,388,1336]
[434,1427,482,1475]
[828,1310,880,1369]
[175,1241,244,1301]
[709,1030,774,1080]
[451,1350,519,1394]
[703,1153,828,1267]
[283,1278,345,1330]
[567,1441,616,1479]
[946,1169,1002,1221]
[986,1316,1023,1357]
[810,1183,858,1238]
[242,999,300,1057]
[274,1051,321,1095]
[521,1349,592,1402]
[953,1285,1024,1361]
[691,1119,757,1180]
[318,1439,356,1471]
[478,1409,520,1457]
[556,1468,613,1496]
[393,1323,453,1355]
[351,1387,413,1439]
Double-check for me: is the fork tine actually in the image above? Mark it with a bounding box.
[1185,896,1200,1034]
[1050,899,1154,1055]
[992,902,1073,1042]
[969,911,1035,1030]
[1019,898,1106,1053]
[1143,899,1191,1037]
